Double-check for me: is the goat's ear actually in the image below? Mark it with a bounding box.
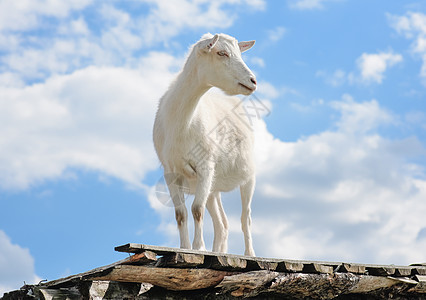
[239,40,255,53]
[204,34,219,52]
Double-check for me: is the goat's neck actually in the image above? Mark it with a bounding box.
[163,58,210,128]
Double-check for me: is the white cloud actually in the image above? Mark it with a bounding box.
[288,0,342,10]
[267,26,286,43]
[289,0,324,10]
[0,52,180,190]
[0,230,41,296]
[244,0,266,10]
[257,81,280,99]
[356,51,403,84]
[0,0,93,31]
[0,1,265,83]
[58,17,90,36]
[248,96,426,264]
[289,98,324,113]
[249,56,265,68]
[388,11,426,39]
[316,69,347,86]
[318,51,403,86]
[330,94,395,133]
[0,72,24,88]
[138,0,265,46]
[147,95,426,265]
[389,12,426,80]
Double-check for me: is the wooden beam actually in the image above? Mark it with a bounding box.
[92,265,237,291]
[217,270,279,298]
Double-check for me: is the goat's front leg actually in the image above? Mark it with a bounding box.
[240,175,256,256]
[165,172,191,249]
[206,192,228,253]
[192,163,214,251]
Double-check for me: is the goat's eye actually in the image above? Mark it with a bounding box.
[217,51,229,57]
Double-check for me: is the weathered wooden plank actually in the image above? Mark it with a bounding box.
[127,251,157,265]
[270,273,350,298]
[303,263,334,274]
[394,266,414,277]
[115,243,213,256]
[116,244,364,270]
[408,275,426,293]
[338,263,367,274]
[116,243,286,271]
[41,258,129,288]
[388,277,418,285]
[413,267,426,275]
[415,275,426,282]
[278,261,305,272]
[211,255,248,270]
[268,273,402,298]
[38,287,82,300]
[410,263,426,276]
[88,280,153,299]
[92,265,237,291]
[366,265,396,276]
[155,252,204,268]
[32,273,425,300]
[348,275,399,294]
[115,243,263,262]
[217,270,279,298]
[115,244,423,278]
[256,260,278,271]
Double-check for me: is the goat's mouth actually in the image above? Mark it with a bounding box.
[239,83,255,92]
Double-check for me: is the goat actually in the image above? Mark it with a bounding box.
[153,33,257,256]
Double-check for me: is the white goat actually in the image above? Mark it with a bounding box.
[153,33,257,256]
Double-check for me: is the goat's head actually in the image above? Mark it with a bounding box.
[196,33,257,96]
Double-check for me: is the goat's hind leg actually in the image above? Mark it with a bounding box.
[206,192,228,253]
[165,172,191,249]
[240,176,255,256]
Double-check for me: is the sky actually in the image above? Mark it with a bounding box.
[1,0,426,295]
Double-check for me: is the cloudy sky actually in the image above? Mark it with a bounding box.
[1,0,426,295]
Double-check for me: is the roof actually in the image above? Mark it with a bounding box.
[2,243,426,299]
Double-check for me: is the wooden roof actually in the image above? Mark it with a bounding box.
[2,243,426,299]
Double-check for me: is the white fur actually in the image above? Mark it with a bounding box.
[153,33,257,256]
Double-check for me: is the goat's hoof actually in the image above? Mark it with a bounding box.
[193,245,206,251]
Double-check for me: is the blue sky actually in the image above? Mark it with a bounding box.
[1,0,426,295]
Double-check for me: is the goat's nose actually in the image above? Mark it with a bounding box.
[250,77,257,85]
